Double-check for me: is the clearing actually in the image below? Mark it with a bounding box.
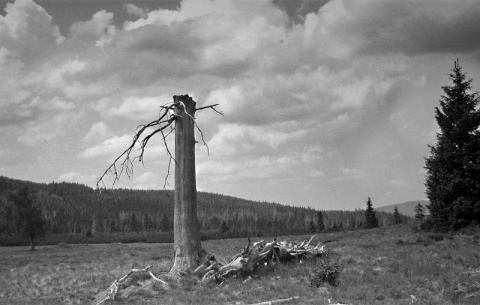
[1,224,480,304]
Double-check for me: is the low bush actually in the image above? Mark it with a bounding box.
[309,255,342,287]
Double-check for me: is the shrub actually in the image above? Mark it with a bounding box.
[309,256,342,287]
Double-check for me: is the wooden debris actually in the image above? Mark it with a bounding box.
[93,235,326,302]
[93,265,168,305]
[197,235,326,283]
[247,296,299,305]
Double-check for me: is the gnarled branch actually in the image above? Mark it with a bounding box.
[95,97,222,192]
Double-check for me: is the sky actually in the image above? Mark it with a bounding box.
[1,0,480,210]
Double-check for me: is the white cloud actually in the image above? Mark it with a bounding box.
[332,78,372,110]
[0,0,64,47]
[333,168,365,182]
[59,171,97,186]
[124,4,149,18]
[70,10,116,47]
[2,0,480,209]
[29,96,75,111]
[388,178,406,186]
[197,154,298,185]
[207,123,307,156]
[45,58,87,88]
[17,111,80,146]
[204,86,243,114]
[310,169,325,177]
[84,122,113,142]
[80,134,132,158]
[131,171,161,189]
[105,95,172,120]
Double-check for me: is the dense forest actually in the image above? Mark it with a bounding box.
[0,176,406,245]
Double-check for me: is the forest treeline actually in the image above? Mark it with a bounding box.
[0,176,406,246]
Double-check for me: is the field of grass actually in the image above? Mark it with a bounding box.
[1,224,480,304]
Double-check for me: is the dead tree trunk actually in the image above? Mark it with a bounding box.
[170,95,203,275]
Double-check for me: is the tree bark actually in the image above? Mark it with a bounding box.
[170,95,203,274]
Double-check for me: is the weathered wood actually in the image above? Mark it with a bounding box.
[93,265,168,305]
[199,235,326,283]
[246,296,299,305]
[170,95,204,275]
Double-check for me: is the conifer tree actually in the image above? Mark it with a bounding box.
[425,60,480,230]
[364,197,378,229]
[414,203,426,220]
[392,206,402,225]
[220,221,229,234]
[11,187,47,251]
[309,220,316,234]
[316,211,325,232]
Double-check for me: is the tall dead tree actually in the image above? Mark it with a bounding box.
[170,95,203,274]
[97,94,221,275]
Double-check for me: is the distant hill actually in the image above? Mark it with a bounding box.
[376,200,430,217]
[0,175,398,241]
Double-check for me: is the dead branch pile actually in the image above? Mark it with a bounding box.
[93,235,325,304]
[194,234,325,283]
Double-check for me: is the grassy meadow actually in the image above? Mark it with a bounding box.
[1,224,480,305]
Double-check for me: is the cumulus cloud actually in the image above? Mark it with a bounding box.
[104,95,173,120]
[17,111,80,146]
[310,0,480,57]
[0,0,65,126]
[0,0,64,59]
[84,122,113,142]
[130,171,161,189]
[69,10,116,46]
[207,123,307,157]
[333,168,365,182]
[3,0,479,208]
[59,171,97,186]
[45,58,87,88]
[29,96,75,111]
[124,3,149,18]
[79,134,132,158]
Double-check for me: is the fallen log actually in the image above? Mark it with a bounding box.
[198,234,326,283]
[93,235,326,300]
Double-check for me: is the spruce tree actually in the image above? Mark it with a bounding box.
[425,60,480,230]
[414,203,426,220]
[364,197,378,229]
[392,206,402,225]
[316,211,325,232]
[309,220,316,234]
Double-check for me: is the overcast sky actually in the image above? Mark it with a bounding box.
[1,0,480,210]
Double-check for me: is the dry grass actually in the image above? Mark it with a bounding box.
[1,225,480,304]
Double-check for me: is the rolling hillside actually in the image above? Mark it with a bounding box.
[1,175,398,245]
[376,200,429,217]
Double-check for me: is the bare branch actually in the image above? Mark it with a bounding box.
[196,104,224,116]
[95,104,177,191]
[96,98,223,192]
